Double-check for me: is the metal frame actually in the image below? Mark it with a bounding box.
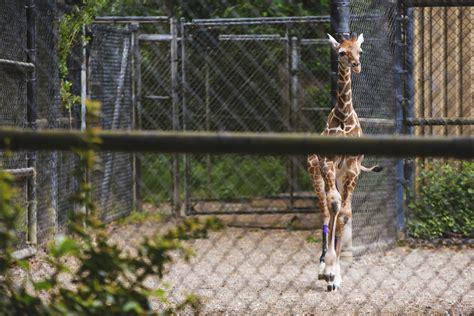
[179,17,331,216]
[90,17,173,214]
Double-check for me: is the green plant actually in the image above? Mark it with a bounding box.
[407,161,474,239]
[59,1,109,123]
[0,101,224,315]
[306,235,321,244]
[114,210,165,225]
[0,167,47,315]
[190,156,288,200]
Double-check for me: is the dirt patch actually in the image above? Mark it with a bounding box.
[14,220,474,314]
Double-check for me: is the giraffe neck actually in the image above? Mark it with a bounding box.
[334,60,354,121]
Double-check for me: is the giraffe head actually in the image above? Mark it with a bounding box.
[327,33,364,73]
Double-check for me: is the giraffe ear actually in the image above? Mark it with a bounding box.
[356,33,364,46]
[327,33,340,49]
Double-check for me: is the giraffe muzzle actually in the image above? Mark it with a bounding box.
[352,62,361,73]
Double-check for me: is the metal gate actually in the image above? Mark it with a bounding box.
[90,10,400,255]
[87,24,135,222]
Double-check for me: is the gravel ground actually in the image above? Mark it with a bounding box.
[17,220,474,314]
[107,222,473,314]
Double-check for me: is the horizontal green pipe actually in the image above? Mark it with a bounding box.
[0,129,472,159]
[404,0,474,7]
[405,117,474,126]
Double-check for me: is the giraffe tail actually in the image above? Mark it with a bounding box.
[360,165,383,172]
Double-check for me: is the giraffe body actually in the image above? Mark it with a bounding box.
[307,33,381,291]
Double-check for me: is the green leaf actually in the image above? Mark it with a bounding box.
[123,301,143,313]
[51,235,80,257]
[16,259,30,271]
[306,236,320,244]
[34,280,53,291]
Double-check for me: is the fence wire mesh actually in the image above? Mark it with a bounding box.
[411,6,473,137]
[88,25,135,222]
[407,5,473,241]
[0,0,472,314]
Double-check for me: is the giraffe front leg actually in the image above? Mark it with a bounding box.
[332,160,360,291]
[307,155,330,280]
[318,158,341,290]
[320,159,341,215]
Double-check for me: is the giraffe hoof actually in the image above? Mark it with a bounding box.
[318,274,325,280]
[327,284,339,292]
[323,273,335,282]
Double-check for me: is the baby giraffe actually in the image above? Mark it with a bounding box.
[307,33,382,291]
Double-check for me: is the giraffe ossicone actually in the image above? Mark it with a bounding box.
[307,32,381,292]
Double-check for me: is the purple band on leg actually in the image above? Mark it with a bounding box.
[323,224,329,234]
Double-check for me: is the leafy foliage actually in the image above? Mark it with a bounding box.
[59,1,109,120]
[408,161,474,239]
[142,155,290,202]
[89,0,330,18]
[0,101,224,315]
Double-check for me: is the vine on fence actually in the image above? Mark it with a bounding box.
[59,1,107,118]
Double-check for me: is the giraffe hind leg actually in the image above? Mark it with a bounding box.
[307,155,330,280]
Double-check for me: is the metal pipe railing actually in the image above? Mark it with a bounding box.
[0,129,472,159]
[404,0,474,7]
[94,16,169,24]
[0,59,35,72]
[405,117,474,126]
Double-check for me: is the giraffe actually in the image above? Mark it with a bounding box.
[307,33,382,292]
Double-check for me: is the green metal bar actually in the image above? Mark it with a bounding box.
[0,129,472,159]
[404,0,474,7]
[405,117,474,126]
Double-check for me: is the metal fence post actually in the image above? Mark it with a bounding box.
[79,26,89,216]
[289,36,300,210]
[181,18,191,216]
[170,18,181,215]
[394,1,408,237]
[330,0,350,106]
[403,6,416,236]
[130,22,142,213]
[26,0,37,245]
[330,0,352,261]
[204,47,212,198]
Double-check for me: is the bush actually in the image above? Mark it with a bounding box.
[407,161,474,239]
[0,102,224,315]
[142,155,290,202]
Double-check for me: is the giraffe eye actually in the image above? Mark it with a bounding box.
[339,51,346,56]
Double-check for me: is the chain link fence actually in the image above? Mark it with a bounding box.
[0,0,472,313]
[0,0,77,251]
[88,25,135,222]
[403,4,473,240]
